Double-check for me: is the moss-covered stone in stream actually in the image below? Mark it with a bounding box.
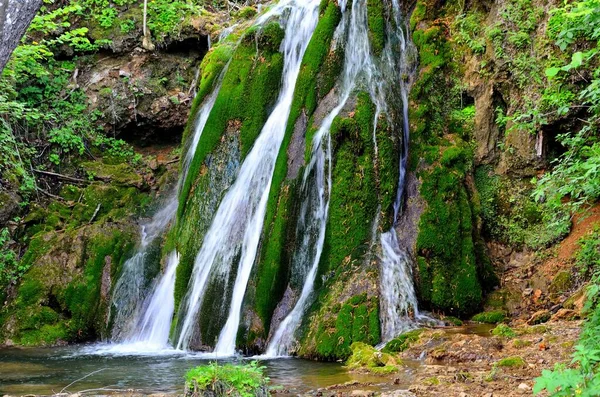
[346,342,400,374]
[177,22,285,221]
[382,329,423,353]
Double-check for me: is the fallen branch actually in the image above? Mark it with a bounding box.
[38,187,65,201]
[33,169,89,184]
[89,203,101,224]
[59,368,108,394]
[164,157,181,165]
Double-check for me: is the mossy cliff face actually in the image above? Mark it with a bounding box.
[406,0,568,316]
[407,0,499,317]
[0,160,158,346]
[172,21,286,348]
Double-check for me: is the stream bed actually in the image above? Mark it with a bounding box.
[0,345,415,396]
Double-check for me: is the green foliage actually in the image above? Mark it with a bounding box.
[472,310,506,324]
[575,227,600,277]
[185,362,269,397]
[454,13,486,55]
[474,167,570,249]
[535,224,600,396]
[0,228,19,290]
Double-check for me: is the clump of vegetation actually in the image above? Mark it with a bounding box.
[382,329,423,353]
[185,362,269,397]
[472,311,506,324]
[496,356,526,368]
[492,324,516,338]
[346,342,400,374]
[575,227,600,278]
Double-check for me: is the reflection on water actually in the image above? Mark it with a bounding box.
[0,345,414,395]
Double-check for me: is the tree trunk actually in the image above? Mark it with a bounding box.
[0,0,43,74]
[141,0,155,51]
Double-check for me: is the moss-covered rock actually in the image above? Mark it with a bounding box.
[382,329,424,353]
[471,310,507,324]
[238,1,345,349]
[346,342,400,374]
[1,223,137,345]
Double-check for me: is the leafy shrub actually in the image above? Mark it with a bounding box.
[575,227,600,277]
[185,362,269,397]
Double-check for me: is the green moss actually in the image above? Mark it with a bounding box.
[495,356,526,368]
[382,329,423,353]
[472,310,506,324]
[416,144,486,316]
[492,324,516,338]
[443,316,463,326]
[245,1,343,343]
[513,339,532,348]
[549,271,573,295]
[312,294,380,360]
[346,342,400,374]
[319,93,378,278]
[367,0,386,56]
[178,24,285,221]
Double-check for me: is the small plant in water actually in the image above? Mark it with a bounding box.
[184,361,269,397]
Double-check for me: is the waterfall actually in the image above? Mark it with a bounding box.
[377,0,435,342]
[106,64,228,350]
[118,251,179,350]
[265,0,382,357]
[109,196,178,342]
[174,0,320,355]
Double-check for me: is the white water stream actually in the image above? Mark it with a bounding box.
[266,0,387,357]
[105,57,228,352]
[174,0,321,355]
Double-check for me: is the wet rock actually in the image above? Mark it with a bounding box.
[527,310,551,325]
[518,383,530,390]
[0,190,20,226]
[350,391,374,397]
[379,392,416,397]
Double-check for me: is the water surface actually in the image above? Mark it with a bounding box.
[0,345,413,395]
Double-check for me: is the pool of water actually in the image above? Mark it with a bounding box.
[0,345,414,396]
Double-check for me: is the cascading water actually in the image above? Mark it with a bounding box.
[109,196,178,342]
[105,65,228,351]
[377,0,437,342]
[265,0,385,357]
[174,0,320,355]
